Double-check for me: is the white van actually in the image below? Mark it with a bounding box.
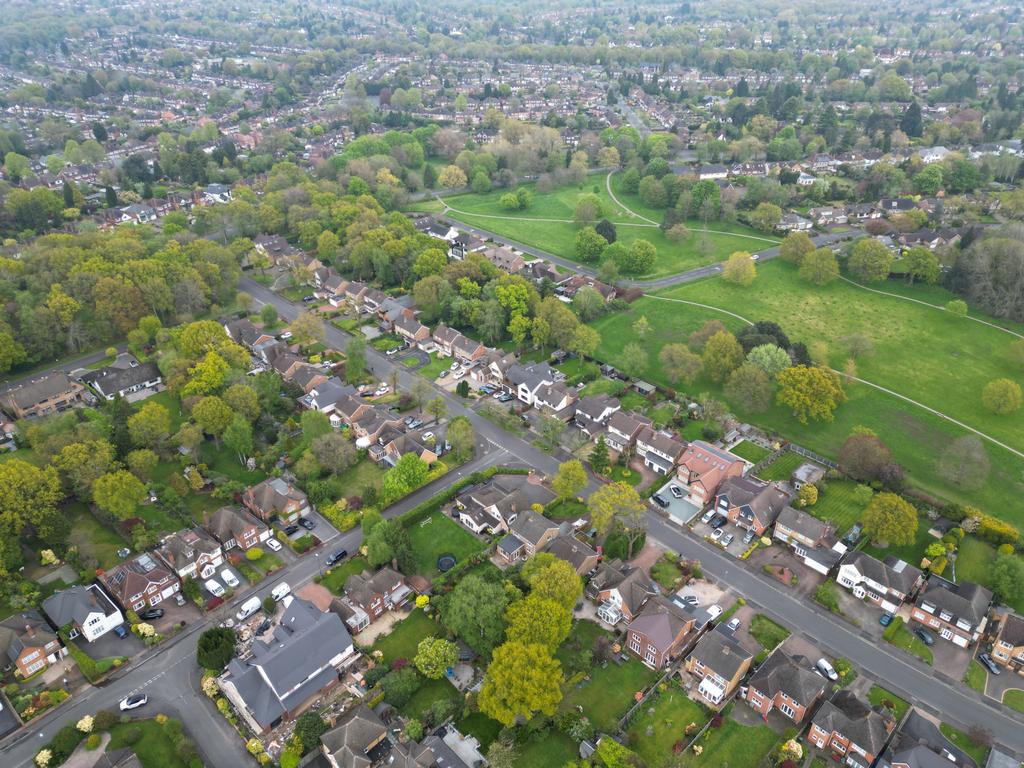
[271,582,291,601]
[236,596,262,622]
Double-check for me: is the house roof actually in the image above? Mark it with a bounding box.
[637,427,685,459]
[497,534,525,556]
[606,410,652,439]
[629,596,695,652]
[812,691,894,756]
[0,610,58,665]
[888,709,978,768]
[776,506,832,542]
[245,477,308,516]
[42,584,120,628]
[510,510,558,547]
[716,476,789,527]
[99,552,176,604]
[343,567,405,609]
[998,613,1024,646]
[546,535,597,570]
[225,318,272,348]
[689,625,753,680]
[843,552,922,595]
[575,394,620,422]
[157,528,221,573]
[320,705,389,768]
[2,371,82,411]
[206,506,266,544]
[916,578,992,626]
[748,651,827,706]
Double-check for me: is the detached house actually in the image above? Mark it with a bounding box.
[910,578,991,647]
[507,362,562,406]
[808,691,896,768]
[42,584,124,643]
[990,612,1024,672]
[80,353,162,401]
[676,441,745,507]
[482,245,525,273]
[453,473,555,535]
[243,477,311,525]
[686,626,754,708]
[1,372,86,419]
[635,428,686,476]
[157,528,224,581]
[836,552,923,614]
[588,560,656,625]
[223,318,276,356]
[574,394,621,437]
[546,535,600,576]
[99,552,181,612]
[499,511,561,563]
[774,507,847,575]
[0,611,67,678]
[714,476,789,535]
[394,316,430,348]
[470,349,519,388]
[333,567,412,632]
[626,596,698,668]
[604,411,653,454]
[206,506,272,552]
[744,650,827,724]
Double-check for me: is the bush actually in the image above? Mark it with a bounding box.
[815,583,841,613]
[94,710,118,731]
[85,734,101,751]
[998,543,1016,555]
[263,596,277,615]
[196,627,236,670]
[246,548,264,561]
[280,748,302,768]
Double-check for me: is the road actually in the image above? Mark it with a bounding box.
[0,344,127,392]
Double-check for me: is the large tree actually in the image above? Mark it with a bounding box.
[197,627,236,670]
[446,416,475,461]
[724,362,774,413]
[746,344,791,377]
[982,378,1022,414]
[702,330,745,383]
[938,435,990,490]
[478,642,564,725]
[991,554,1024,603]
[799,247,840,286]
[659,343,702,385]
[505,595,571,651]
[779,231,815,265]
[838,431,893,483]
[848,239,894,283]
[345,336,367,383]
[0,460,62,536]
[723,252,756,285]
[776,365,847,423]
[588,482,647,558]
[552,459,587,501]
[442,575,509,655]
[192,395,234,443]
[128,401,172,450]
[862,492,918,547]
[54,440,115,499]
[522,553,583,610]
[92,470,147,520]
[414,637,458,679]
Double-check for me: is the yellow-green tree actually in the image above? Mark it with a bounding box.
[522,554,582,610]
[588,482,648,558]
[505,595,571,651]
[552,459,587,501]
[478,642,564,725]
[776,365,847,423]
[723,252,756,285]
[701,330,745,383]
[92,470,147,520]
[862,492,918,547]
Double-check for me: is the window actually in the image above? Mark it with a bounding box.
[88,617,101,627]
[779,703,796,719]
[629,635,641,653]
[24,659,46,676]
[133,601,146,611]
[22,650,40,663]
[645,647,657,665]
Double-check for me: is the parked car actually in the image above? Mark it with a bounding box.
[271,582,291,601]
[727,617,741,631]
[707,605,723,619]
[283,524,300,536]
[453,368,466,379]
[302,295,315,302]
[710,514,728,528]
[422,431,435,442]
[669,485,683,499]
[710,528,724,541]
[701,509,716,524]
[174,593,186,606]
[298,517,317,531]
[138,608,164,621]
[497,393,513,402]
[205,579,225,597]
[979,653,1001,675]
[326,549,349,567]
[221,569,240,588]
[879,613,894,627]
[450,361,460,371]
[407,418,423,429]
[437,370,448,379]
[113,624,129,639]
[265,538,282,552]
[385,347,399,356]
[651,494,669,508]
[720,533,734,547]
[278,331,293,340]
[816,658,839,681]
[119,694,147,711]
[914,628,935,646]
[374,383,390,396]
[236,596,262,621]
[742,529,757,545]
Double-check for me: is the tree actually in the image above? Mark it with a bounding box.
[589,482,647,557]
[574,195,603,225]
[570,325,601,359]
[193,396,234,442]
[991,554,1024,603]
[946,299,968,317]
[523,554,583,610]
[182,351,230,397]
[536,414,565,452]
[92,470,147,520]
[702,331,745,383]
[901,101,923,137]
[595,219,617,244]
[723,252,756,286]
[414,637,458,679]
[382,454,429,504]
[438,165,468,188]
[780,231,815,265]
[289,312,325,345]
[982,378,1022,414]
[259,304,278,326]
[293,713,329,754]
[224,415,254,464]
[128,402,172,450]
[366,520,413,572]
[54,440,115,499]
[799,248,840,286]
[197,627,236,670]
[552,459,587,501]
[506,595,571,651]
[425,397,447,425]
[478,642,564,725]
[442,575,508,655]
[311,433,357,475]
[125,449,158,480]
[749,202,782,233]
[862,492,918,547]
[747,344,791,377]
[838,432,893,482]
[848,239,894,283]
[621,342,649,377]
[724,363,774,413]
[913,164,943,196]
[486,740,520,768]
[904,247,940,286]
[0,332,26,374]
[624,240,656,274]
[0,460,62,536]
[574,226,607,263]
[345,336,366,383]
[446,416,475,461]
[590,435,610,474]
[223,384,260,422]
[939,436,990,490]
[660,344,702,385]
[776,365,847,423]
[573,287,606,322]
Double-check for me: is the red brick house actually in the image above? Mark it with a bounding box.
[626,596,697,668]
[714,476,790,535]
[0,611,67,678]
[99,552,181,612]
[206,506,272,552]
[676,441,744,506]
[743,650,827,724]
[332,568,412,632]
[243,477,311,525]
[808,691,896,768]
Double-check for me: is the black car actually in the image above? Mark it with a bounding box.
[298,517,317,531]
[651,494,669,508]
[710,513,728,529]
[302,295,315,302]
[326,549,349,567]
[914,628,935,646]
[283,524,300,536]
[138,608,164,621]
[978,653,1001,675]
[256,619,272,635]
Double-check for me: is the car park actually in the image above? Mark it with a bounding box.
[979,653,1001,675]
[879,613,894,627]
[138,608,164,621]
[205,579,225,597]
[651,494,669,508]
[298,517,317,531]
[816,658,839,681]
[119,694,147,711]
[669,485,683,499]
[265,538,282,552]
[221,569,239,588]
[914,628,935,646]
[711,528,724,541]
[271,582,291,601]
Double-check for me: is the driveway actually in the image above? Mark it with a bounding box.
[0,693,19,738]
[985,666,1023,702]
[149,600,203,636]
[691,517,751,557]
[396,348,429,370]
[746,542,826,598]
[80,628,144,661]
[653,480,702,525]
[832,586,890,638]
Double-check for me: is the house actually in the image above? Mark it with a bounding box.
[919,146,951,164]
[714,476,790,535]
[884,709,980,768]
[332,394,371,428]
[243,477,311,525]
[636,427,686,475]
[376,296,415,330]
[533,380,578,417]
[626,595,697,668]
[269,350,311,381]
[320,705,391,768]
[588,560,656,625]
[79,353,162,401]
[604,411,653,454]
[203,183,232,204]
[220,596,357,734]
[470,349,519,388]
[1,371,87,419]
[453,473,555,535]
[797,172,817,186]
[909,577,991,647]
[119,204,156,224]
[205,506,272,552]
[808,691,896,768]
[836,552,923,614]
[302,378,357,418]
[413,215,459,242]
[774,507,847,575]
[506,361,561,406]
[482,245,525,273]
[990,611,1024,672]
[99,552,181,612]
[877,198,917,215]
[809,207,848,226]
[291,365,330,395]
[253,234,303,266]
[332,567,412,632]
[41,584,124,643]
[351,406,404,446]
[792,462,826,490]
[452,334,486,363]
[557,275,616,303]
[779,213,813,231]
[369,428,438,468]
[545,534,600,576]
[676,441,745,507]
[744,650,827,723]
[449,233,486,260]
[223,318,276,353]
[699,164,729,180]
[394,316,430,348]
[361,288,387,312]
[574,394,621,436]
[0,611,67,678]
[505,510,561,561]
[344,281,369,306]
[157,528,224,581]
[432,324,462,357]
[685,625,754,708]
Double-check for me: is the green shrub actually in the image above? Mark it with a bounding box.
[93,710,118,731]
[246,548,264,561]
[280,748,302,768]
[85,734,101,751]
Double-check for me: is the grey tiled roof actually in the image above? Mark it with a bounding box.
[748,651,826,706]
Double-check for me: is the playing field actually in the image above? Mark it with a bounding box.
[590,259,1024,528]
[410,174,779,278]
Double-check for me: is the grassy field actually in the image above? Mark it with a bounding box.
[809,480,867,536]
[406,510,485,578]
[868,685,910,720]
[67,501,130,569]
[729,441,770,463]
[413,177,779,278]
[962,661,988,693]
[591,259,1024,529]
[518,731,580,768]
[335,458,385,498]
[864,522,935,567]
[940,723,991,766]
[954,537,1024,613]
[370,609,440,664]
[678,707,779,768]
[627,687,708,767]
[401,676,461,721]
[560,656,659,732]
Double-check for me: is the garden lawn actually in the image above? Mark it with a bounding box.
[863,523,935,569]
[753,452,804,482]
[627,687,709,767]
[417,353,450,381]
[608,465,641,486]
[560,656,659,732]
[335,458,385,498]
[868,685,909,720]
[884,618,934,665]
[962,661,987,693]
[679,708,779,768]
[318,555,371,595]
[412,177,778,278]
[556,619,611,670]
[953,538,1024,613]
[67,502,130,570]
[729,441,770,463]
[1003,689,1024,713]
[401,677,461,721]
[455,712,503,750]
[547,499,588,520]
[589,260,1024,530]
[141,390,188,432]
[370,610,440,664]
[517,731,579,768]
[406,510,485,578]
[808,480,867,535]
[940,723,991,766]
[749,615,790,651]
[107,719,188,768]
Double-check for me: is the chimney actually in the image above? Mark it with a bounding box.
[25,624,34,638]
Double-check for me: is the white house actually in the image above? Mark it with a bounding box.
[42,585,124,643]
[836,552,922,614]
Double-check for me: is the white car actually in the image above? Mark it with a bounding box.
[816,658,839,681]
[119,693,147,711]
[710,528,724,541]
[221,569,239,588]
[453,368,466,379]
[450,361,460,371]
[265,538,282,552]
[204,579,225,597]
[374,383,390,396]
[422,431,435,442]
[707,605,723,620]
[271,582,292,601]
[278,331,293,340]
